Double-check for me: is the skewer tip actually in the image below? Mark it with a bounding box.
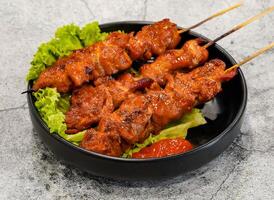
[177,2,243,34]
[204,6,274,49]
[225,42,274,73]
[21,89,35,94]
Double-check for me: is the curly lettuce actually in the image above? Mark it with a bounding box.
[33,87,85,143]
[26,21,108,81]
[33,88,68,137]
[123,108,207,158]
[80,21,108,46]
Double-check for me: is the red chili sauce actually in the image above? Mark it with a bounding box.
[132,138,193,159]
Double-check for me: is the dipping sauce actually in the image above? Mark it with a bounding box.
[132,138,193,158]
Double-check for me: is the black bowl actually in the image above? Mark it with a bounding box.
[27,21,247,180]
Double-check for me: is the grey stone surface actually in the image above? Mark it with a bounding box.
[0,0,273,199]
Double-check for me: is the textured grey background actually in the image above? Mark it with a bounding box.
[0,0,274,199]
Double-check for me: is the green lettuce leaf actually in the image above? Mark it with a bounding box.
[33,87,86,143]
[26,21,107,81]
[26,43,56,81]
[53,24,83,57]
[65,130,86,143]
[57,94,71,114]
[122,108,207,158]
[33,88,68,138]
[80,21,108,47]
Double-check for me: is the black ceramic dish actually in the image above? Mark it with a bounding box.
[27,21,247,180]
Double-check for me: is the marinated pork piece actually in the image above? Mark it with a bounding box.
[32,59,73,93]
[81,129,122,157]
[98,94,154,144]
[127,18,181,60]
[65,85,114,134]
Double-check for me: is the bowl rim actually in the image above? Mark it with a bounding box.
[27,20,247,163]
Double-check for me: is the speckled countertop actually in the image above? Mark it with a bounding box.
[0,0,274,199]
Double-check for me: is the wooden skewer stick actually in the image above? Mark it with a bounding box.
[21,89,35,94]
[204,6,274,48]
[225,42,274,73]
[178,2,243,34]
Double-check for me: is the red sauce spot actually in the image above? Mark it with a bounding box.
[132,138,193,159]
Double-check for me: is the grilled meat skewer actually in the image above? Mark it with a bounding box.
[80,59,237,156]
[140,38,208,85]
[32,19,181,93]
[139,7,274,84]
